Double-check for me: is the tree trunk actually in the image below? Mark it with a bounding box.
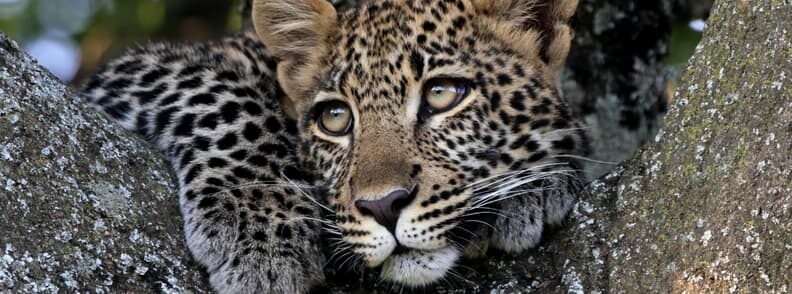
[600,0,791,290]
[0,35,210,292]
[538,0,790,291]
[2,0,789,292]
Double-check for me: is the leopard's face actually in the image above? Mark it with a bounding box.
[255,0,585,287]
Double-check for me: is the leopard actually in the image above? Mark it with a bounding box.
[79,0,589,292]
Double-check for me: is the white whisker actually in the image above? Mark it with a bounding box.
[553,154,618,165]
[461,219,497,231]
[281,172,334,213]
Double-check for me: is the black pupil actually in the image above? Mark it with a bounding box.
[328,107,345,118]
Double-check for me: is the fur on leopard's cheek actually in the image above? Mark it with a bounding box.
[345,216,397,267]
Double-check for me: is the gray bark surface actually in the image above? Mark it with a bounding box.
[535,0,791,291]
[604,0,791,290]
[2,0,790,292]
[0,35,210,292]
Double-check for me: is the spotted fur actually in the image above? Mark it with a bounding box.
[255,0,588,287]
[81,0,588,292]
[80,33,324,293]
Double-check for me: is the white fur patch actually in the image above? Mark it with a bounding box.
[380,247,459,287]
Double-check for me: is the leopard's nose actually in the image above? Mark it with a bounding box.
[355,189,414,233]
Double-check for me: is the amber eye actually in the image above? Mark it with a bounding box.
[317,100,353,136]
[421,78,471,116]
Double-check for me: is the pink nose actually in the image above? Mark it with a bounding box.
[355,189,414,233]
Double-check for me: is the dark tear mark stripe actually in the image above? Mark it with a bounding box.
[409,50,424,81]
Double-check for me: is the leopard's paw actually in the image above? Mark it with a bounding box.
[208,244,325,294]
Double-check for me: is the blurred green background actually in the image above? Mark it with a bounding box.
[0,0,705,85]
[0,0,242,84]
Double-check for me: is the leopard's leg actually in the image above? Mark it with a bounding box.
[183,185,324,293]
[79,32,326,293]
[173,114,325,293]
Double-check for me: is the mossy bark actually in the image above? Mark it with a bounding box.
[604,0,791,291]
[537,0,790,292]
[0,35,210,292]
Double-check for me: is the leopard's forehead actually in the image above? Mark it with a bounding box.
[337,0,470,54]
[323,0,481,110]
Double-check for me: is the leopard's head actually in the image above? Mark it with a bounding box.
[254,0,587,286]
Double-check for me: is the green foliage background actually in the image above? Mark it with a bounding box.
[0,0,242,83]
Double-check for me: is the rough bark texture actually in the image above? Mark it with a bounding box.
[535,0,791,292]
[0,35,210,293]
[2,0,790,292]
[605,0,791,290]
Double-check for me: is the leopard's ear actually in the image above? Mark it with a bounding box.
[471,0,578,86]
[253,0,337,118]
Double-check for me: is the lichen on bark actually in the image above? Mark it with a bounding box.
[0,34,209,293]
[604,1,791,291]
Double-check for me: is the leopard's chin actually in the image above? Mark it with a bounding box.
[379,246,460,287]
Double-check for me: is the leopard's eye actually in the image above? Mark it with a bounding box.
[317,100,353,136]
[421,78,471,116]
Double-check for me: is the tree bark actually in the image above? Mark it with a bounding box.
[0,35,210,292]
[2,0,789,292]
[601,0,791,290]
[534,0,790,291]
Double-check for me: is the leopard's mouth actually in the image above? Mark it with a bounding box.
[376,221,488,286]
[348,207,494,285]
[379,246,460,287]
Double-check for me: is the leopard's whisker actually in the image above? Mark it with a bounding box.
[541,126,591,136]
[446,268,475,286]
[463,162,568,191]
[200,181,315,199]
[289,216,335,225]
[470,171,577,209]
[327,246,353,265]
[337,250,361,271]
[471,186,555,208]
[330,249,354,267]
[552,154,617,165]
[226,180,316,190]
[472,185,553,205]
[446,231,484,253]
[460,210,516,220]
[460,207,523,223]
[470,169,572,206]
[281,173,335,213]
[473,167,576,194]
[467,167,571,201]
[461,219,497,231]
